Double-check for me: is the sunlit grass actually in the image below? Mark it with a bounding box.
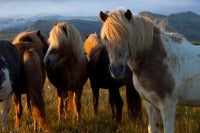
[1,79,200,132]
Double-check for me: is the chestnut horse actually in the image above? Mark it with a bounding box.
[12,30,49,132]
[100,8,200,133]
[0,41,21,132]
[83,33,142,122]
[43,22,88,124]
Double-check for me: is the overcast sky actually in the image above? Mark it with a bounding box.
[0,0,200,17]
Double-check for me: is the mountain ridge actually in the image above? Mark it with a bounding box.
[0,11,200,41]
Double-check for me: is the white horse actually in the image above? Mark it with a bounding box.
[100,8,200,133]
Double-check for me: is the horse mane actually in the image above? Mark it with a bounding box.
[48,22,84,60]
[13,30,48,54]
[84,33,101,59]
[100,9,158,57]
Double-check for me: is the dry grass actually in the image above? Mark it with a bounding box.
[1,79,200,133]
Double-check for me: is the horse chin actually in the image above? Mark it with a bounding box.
[110,71,125,80]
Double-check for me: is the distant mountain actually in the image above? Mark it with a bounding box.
[139,11,200,41]
[1,11,200,42]
[0,14,99,33]
[27,19,102,38]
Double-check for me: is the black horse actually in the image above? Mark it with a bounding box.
[84,33,142,122]
[0,41,21,132]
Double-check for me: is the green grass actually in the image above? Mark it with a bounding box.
[1,79,200,133]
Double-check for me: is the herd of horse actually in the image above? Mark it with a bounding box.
[0,8,199,133]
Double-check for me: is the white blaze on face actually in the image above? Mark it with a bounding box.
[0,68,12,100]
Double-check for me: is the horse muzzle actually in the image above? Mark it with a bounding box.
[109,63,125,79]
[43,55,56,68]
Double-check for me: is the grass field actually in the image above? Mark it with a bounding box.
[1,79,200,133]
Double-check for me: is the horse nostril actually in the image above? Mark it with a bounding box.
[119,64,124,72]
[44,58,52,67]
[109,65,113,72]
[46,59,50,66]
[109,64,125,78]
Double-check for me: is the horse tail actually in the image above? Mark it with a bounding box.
[125,67,143,122]
[23,49,49,131]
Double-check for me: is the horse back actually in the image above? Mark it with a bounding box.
[164,42,200,106]
[13,41,45,93]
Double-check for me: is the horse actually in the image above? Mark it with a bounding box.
[0,41,21,132]
[12,30,50,132]
[43,22,88,125]
[99,8,200,133]
[83,33,142,122]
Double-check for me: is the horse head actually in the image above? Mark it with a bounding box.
[13,30,48,55]
[83,33,102,60]
[44,22,83,68]
[99,9,132,78]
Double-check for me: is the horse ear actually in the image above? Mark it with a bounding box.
[99,11,108,22]
[54,23,57,26]
[124,9,132,21]
[83,33,88,40]
[62,23,68,36]
[36,29,41,36]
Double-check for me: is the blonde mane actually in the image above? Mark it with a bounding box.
[48,22,84,60]
[100,9,157,57]
[84,33,101,59]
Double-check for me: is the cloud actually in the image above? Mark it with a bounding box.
[0,0,199,17]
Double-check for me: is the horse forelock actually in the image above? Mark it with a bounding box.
[48,24,67,48]
[48,22,85,60]
[84,33,101,59]
[101,9,156,58]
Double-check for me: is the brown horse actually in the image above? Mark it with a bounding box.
[83,33,142,122]
[43,22,88,125]
[12,30,49,132]
[0,41,21,132]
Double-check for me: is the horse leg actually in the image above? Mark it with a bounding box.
[1,93,12,132]
[26,94,31,111]
[70,91,79,121]
[108,88,115,120]
[64,91,78,121]
[160,101,176,133]
[75,87,83,121]
[110,88,123,123]
[92,87,99,115]
[144,101,162,133]
[13,92,23,131]
[29,88,49,133]
[57,92,64,125]
[125,82,142,122]
[124,66,143,122]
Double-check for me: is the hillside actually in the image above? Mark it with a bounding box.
[27,19,102,38]
[0,11,200,41]
[139,11,200,41]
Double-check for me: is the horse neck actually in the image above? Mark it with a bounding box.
[128,26,166,73]
[128,16,156,59]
